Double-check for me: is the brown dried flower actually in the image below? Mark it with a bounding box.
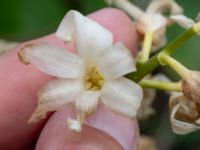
[169,92,200,134]
[181,71,200,104]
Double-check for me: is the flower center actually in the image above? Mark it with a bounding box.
[84,66,104,91]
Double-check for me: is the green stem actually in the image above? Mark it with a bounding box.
[158,53,190,79]
[139,80,182,92]
[138,31,154,63]
[162,27,195,55]
[126,25,197,82]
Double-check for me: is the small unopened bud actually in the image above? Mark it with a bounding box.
[137,13,167,51]
[182,71,200,103]
[138,88,156,120]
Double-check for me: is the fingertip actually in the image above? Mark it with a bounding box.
[87,105,139,150]
[36,106,124,150]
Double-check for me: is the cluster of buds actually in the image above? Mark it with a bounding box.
[105,0,200,136]
[106,0,183,64]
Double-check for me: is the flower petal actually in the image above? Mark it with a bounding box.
[170,15,195,29]
[138,88,156,120]
[18,42,85,78]
[169,92,200,134]
[56,10,113,60]
[75,91,100,114]
[170,102,200,134]
[105,0,144,20]
[137,13,167,33]
[97,42,136,79]
[101,77,143,118]
[146,0,183,15]
[28,79,83,123]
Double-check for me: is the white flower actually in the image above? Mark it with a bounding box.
[169,92,200,134]
[106,0,183,51]
[18,10,143,132]
[138,0,182,51]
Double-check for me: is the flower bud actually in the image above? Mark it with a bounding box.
[169,92,200,134]
[136,13,167,51]
[138,88,156,120]
[181,71,200,104]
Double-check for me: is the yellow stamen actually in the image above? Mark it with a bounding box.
[84,66,105,91]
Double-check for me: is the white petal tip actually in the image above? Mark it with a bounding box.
[170,15,195,29]
[67,118,82,132]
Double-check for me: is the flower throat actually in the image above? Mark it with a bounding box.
[84,66,104,91]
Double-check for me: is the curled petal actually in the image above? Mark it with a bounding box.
[170,15,195,29]
[147,0,170,13]
[169,92,200,134]
[28,79,83,123]
[101,77,143,118]
[170,1,183,15]
[146,0,183,15]
[75,91,100,114]
[56,10,113,60]
[105,0,144,20]
[170,102,200,134]
[98,42,136,79]
[18,42,85,78]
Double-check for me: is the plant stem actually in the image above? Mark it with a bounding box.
[158,53,190,79]
[162,27,195,55]
[138,31,154,63]
[126,25,198,82]
[140,80,182,92]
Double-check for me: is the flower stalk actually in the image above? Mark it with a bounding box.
[140,80,182,92]
[158,53,190,79]
[127,23,199,82]
[138,31,154,63]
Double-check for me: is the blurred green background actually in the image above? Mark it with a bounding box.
[0,0,200,150]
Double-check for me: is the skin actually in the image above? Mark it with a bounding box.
[0,8,139,150]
